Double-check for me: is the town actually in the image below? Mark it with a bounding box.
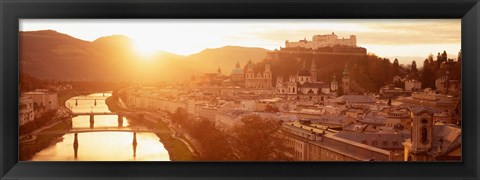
[19,33,462,161]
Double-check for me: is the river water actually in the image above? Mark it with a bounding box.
[31,92,170,161]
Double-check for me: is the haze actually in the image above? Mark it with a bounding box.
[20,19,461,64]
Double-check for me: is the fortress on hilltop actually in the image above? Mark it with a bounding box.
[285,32,357,49]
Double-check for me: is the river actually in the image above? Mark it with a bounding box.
[31,92,170,161]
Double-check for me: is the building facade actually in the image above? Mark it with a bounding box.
[19,96,35,126]
[244,60,272,89]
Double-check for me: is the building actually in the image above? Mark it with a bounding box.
[435,74,460,95]
[380,84,408,97]
[334,95,376,105]
[334,131,410,151]
[22,90,58,110]
[285,32,357,49]
[276,60,331,101]
[405,79,422,91]
[342,64,350,94]
[19,96,35,126]
[397,89,459,111]
[385,109,412,130]
[282,121,401,161]
[330,74,339,92]
[403,107,461,161]
[230,61,245,84]
[244,60,272,89]
[215,109,251,131]
[256,98,282,112]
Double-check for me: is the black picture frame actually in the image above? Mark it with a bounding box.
[1,0,479,179]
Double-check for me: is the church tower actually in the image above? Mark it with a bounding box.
[331,74,338,92]
[297,60,311,85]
[404,107,434,161]
[264,63,272,89]
[245,59,254,79]
[217,66,222,77]
[342,63,350,94]
[310,59,318,83]
[264,64,272,79]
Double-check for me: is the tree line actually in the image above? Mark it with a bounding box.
[251,49,461,93]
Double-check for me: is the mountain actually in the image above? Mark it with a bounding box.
[187,46,269,74]
[20,30,270,82]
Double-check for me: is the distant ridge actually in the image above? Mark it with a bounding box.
[20,30,270,82]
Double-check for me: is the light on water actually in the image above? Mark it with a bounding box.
[31,92,170,161]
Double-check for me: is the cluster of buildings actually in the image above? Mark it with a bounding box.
[381,72,460,98]
[19,89,59,126]
[121,33,461,162]
[122,81,460,161]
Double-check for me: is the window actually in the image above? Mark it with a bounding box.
[421,127,428,144]
[421,119,428,124]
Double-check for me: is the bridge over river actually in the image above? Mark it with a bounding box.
[37,126,171,159]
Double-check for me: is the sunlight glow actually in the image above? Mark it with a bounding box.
[133,40,158,58]
[19,19,461,57]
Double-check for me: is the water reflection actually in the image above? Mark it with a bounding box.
[31,92,170,161]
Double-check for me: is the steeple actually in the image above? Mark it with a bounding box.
[342,63,350,94]
[235,61,240,68]
[343,63,349,76]
[310,59,318,83]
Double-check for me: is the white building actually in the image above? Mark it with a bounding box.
[19,96,35,126]
[22,90,58,110]
[285,32,356,49]
[405,79,422,91]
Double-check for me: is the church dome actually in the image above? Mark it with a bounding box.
[231,62,244,75]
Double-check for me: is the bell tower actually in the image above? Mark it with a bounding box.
[342,63,350,94]
[310,59,318,83]
[405,107,434,161]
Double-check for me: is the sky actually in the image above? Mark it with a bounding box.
[20,19,461,65]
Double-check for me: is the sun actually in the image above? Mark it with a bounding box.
[133,40,158,58]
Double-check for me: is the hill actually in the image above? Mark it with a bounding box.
[19,30,270,82]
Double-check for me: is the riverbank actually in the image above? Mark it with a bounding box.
[105,96,126,112]
[105,95,196,161]
[19,119,71,161]
[58,90,98,109]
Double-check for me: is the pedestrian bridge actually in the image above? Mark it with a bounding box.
[38,127,171,135]
[72,112,121,116]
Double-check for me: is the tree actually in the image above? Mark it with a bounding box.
[422,59,433,88]
[457,49,462,63]
[171,108,188,126]
[392,58,400,77]
[192,119,235,161]
[428,53,434,64]
[232,115,294,161]
[441,50,448,63]
[411,60,418,73]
